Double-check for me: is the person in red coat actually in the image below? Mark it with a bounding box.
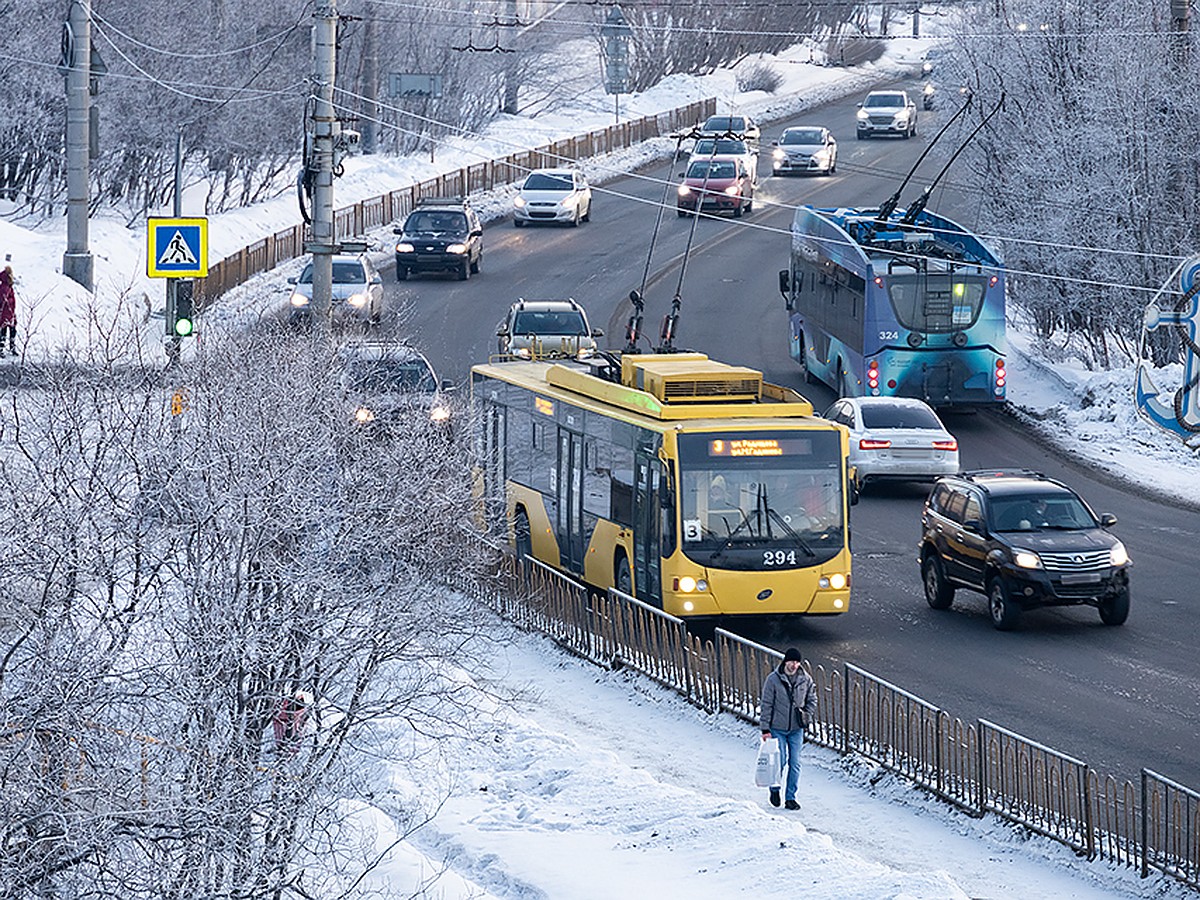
[0,265,15,355]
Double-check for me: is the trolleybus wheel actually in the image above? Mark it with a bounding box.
[615,555,632,596]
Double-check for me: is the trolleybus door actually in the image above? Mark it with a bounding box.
[557,429,585,573]
[633,452,663,609]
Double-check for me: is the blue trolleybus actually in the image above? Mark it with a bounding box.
[779,205,1007,406]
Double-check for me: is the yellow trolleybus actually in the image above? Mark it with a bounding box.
[472,352,854,619]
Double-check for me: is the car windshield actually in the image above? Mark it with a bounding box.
[524,172,574,191]
[860,404,943,429]
[347,360,436,394]
[990,492,1096,531]
[704,116,745,132]
[693,139,747,156]
[782,129,825,145]
[866,94,905,108]
[512,310,587,335]
[297,261,365,285]
[686,160,736,180]
[405,211,467,235]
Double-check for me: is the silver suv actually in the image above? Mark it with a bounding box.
[337,340,453,434]
[496,299,603,360]
[856,90,918,139]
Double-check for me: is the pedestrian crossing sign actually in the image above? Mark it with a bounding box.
[147,217,208,278]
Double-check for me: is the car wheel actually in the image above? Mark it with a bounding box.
[733,202,744,218]
[514,218,524,228]
[829,157,837,175]
[1099,587,1130,626]
[744,198,753,213]
[514,509,533,560]
[582,202,591,223]
[457,260,470,281]
[570,209,580,227]
[396,265,408,282]
[988,578,1020,631]
[857,131,866,141]
[615,555,633,596]
[836,363,850,398]
[922,554,954,610]
[677,209,687,218]
[470,253,481,275]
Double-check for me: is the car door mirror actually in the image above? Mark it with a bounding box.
[371,275,382,285]
[392,226,403,235]
[962,518,986,535]
[287,276,297,285]
[591,328,605,337]
[497,325,510,337]
[471,229,483,237]
[1099,513,1118,527]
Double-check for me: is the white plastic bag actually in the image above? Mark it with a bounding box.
[754,737,781,788]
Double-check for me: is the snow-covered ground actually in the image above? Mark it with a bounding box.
[3,20,1199,899]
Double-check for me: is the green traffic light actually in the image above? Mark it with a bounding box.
[174,318,194,337]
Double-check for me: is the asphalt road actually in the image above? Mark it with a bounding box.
[379,81,1200,789]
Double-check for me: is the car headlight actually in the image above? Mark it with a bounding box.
[430,404,451,423]
[724,184,740,196]
[513,196,527,209]
[290,293,310,307]
[678,185,693,197]
[896,111,911,123]
[346,292,367,308]
[395,242,415,253]
[560,194,577,208]
[1013,549,1043,569]
[1109,541,1129,566]
[447,243,467,254]
[857,109,869,120]
[773,148,786,160]
[354,406,375,424]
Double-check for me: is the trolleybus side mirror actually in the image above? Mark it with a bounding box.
[778,269,793,310]
[847,468,860,506]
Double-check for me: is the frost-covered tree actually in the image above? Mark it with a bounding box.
[955,0,1200,366]
[0,316,494,897]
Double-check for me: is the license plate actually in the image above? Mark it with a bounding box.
[1059,572,1102,585]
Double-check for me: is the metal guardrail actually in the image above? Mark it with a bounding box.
[192,98,717,308]
[473,547,1200,893]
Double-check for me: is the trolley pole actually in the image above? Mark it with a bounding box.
[309,0,339,343]
[63,0,94,291]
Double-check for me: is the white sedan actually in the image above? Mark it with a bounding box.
[823,396,959,489]
[513,168,592,227]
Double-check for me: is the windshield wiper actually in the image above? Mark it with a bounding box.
[763,503,816,557]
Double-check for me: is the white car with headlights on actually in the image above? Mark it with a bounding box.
[496,298,603,359]
[337,340,454,437]
[856,90,918,139]
[772,126,837,176]
[823,396,958,489]
[513,168,592,227]
[288,254,383,327]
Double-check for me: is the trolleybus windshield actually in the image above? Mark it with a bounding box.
[676,430,844,569]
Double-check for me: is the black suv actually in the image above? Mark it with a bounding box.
[918,471,1130,629]
[392,197,483,281]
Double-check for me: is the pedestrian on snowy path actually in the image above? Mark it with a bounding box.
[759,646,816,810]
[0,265,16,356]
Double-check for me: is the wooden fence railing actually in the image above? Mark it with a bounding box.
[192,98,716,308]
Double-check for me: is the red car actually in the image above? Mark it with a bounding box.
[676,158,754,218]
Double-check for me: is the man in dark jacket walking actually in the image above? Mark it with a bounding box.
[760,646,817,810]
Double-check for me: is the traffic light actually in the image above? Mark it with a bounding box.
[169,280,195,337]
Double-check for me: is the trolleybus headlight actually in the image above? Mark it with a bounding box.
[833,598,845,609]
[1110,541,1129,566]
[1013,549,1042,569]
[819,573,847,590]
[679,576,697,592]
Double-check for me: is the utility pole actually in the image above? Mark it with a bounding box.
[309,0,339,342]
[63,0,93,291]
[503,0,520,114]
[362,11,378,154]
[912,3,920,38]
[165,129,183,366]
